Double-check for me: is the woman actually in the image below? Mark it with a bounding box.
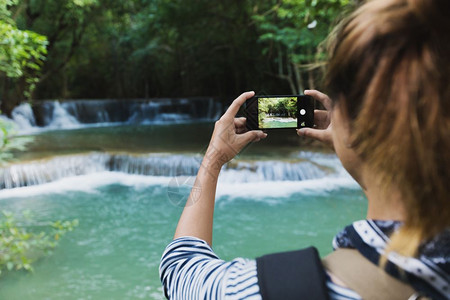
[160,0,450,299]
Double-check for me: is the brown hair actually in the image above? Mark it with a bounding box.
[325,0,450,257]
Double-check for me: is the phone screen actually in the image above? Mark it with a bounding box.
[245,95,314,130]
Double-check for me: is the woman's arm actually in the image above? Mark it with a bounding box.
[173,91,267,245]
[160,237,262,299]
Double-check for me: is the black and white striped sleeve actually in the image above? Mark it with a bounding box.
[159,236,262,300]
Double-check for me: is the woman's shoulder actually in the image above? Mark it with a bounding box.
[160,236,363,300]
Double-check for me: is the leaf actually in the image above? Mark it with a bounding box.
[0,21,48,99]
[0,210,77,274]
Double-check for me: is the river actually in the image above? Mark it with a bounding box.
[0,99,366,299]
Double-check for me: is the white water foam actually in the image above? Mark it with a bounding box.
[0,170,358,200]
[10,103,38,132]
[217,176,357,199]
[5,98,222,134]
[46,101,80,129]
[0,172,171,199]
[0,152,338,189]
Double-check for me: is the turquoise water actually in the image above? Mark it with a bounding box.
[12,124,325,161]
[0,180,366,300]
[261,119,297,129]
[0,124,367,299]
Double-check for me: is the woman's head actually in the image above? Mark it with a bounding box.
[325,0,450,256]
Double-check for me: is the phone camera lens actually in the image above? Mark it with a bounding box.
[300,109,306,116]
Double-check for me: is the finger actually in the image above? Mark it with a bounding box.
[297,128,333,147]
[239,130,267,146]
[223,91,255,119]
[235,126,248,134]
[304,89,332,111]
[234,117,246,127]
[314,110,330,129]
[234,117,248,134]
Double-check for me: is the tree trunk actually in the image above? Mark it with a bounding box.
[286,60,297,94]
[62,66,69,99]
[286,75,297,95]
[1,75,10,115]
[277,44,283,76]
[308,69,315,90]
[293,63,304,94]
[0,77,20,117]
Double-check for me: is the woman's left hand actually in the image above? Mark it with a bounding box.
[204,91,267,171]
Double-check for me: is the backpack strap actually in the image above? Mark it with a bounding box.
[256,247,329,300]
[322,248,429,300]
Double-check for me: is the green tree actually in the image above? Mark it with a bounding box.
[253,0,352,93]
[1,0,355,111]
[0,0,47,115]
[0,118,31,163]
[0,119,78,275]
[8,0,282,100]
[13,0,99,99]
[123,0,272,97]
[286,97,297,117]
[0,210,78,274]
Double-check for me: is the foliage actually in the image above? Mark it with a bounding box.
[253,0,353,93]
[0,21,47,96]
[67,0,271,98]
[0,0,48,115]
[0,118,32,164]
[14,0,98,93]
[1,0,357,107]
[0,116,76,276]
[258,96,297,125]
[0,0,17,20]
[0,210,78,274]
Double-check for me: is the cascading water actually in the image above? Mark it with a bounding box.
[0,152,342,189]
[6,98,222,132]
[0,97,363,300]
[10,103,37,129]
[46,101,80,129]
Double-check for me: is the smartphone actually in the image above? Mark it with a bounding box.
[245,95,314,130]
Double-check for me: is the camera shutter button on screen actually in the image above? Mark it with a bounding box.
[300,109,306,116]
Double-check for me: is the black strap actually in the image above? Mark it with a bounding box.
[256,247,329,300]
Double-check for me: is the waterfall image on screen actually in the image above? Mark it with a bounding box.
[258,97,297,129]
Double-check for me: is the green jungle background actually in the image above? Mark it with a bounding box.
[1,0,357,116]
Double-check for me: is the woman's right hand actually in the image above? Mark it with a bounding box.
[297,90,334,149]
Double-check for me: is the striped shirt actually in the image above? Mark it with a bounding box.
[159,236,361,299]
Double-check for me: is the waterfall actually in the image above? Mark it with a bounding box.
[46,101,80,129]
[0,152,339,189]
[8,98,222,131]
[220,161,326,183]
[11,103,37,129]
